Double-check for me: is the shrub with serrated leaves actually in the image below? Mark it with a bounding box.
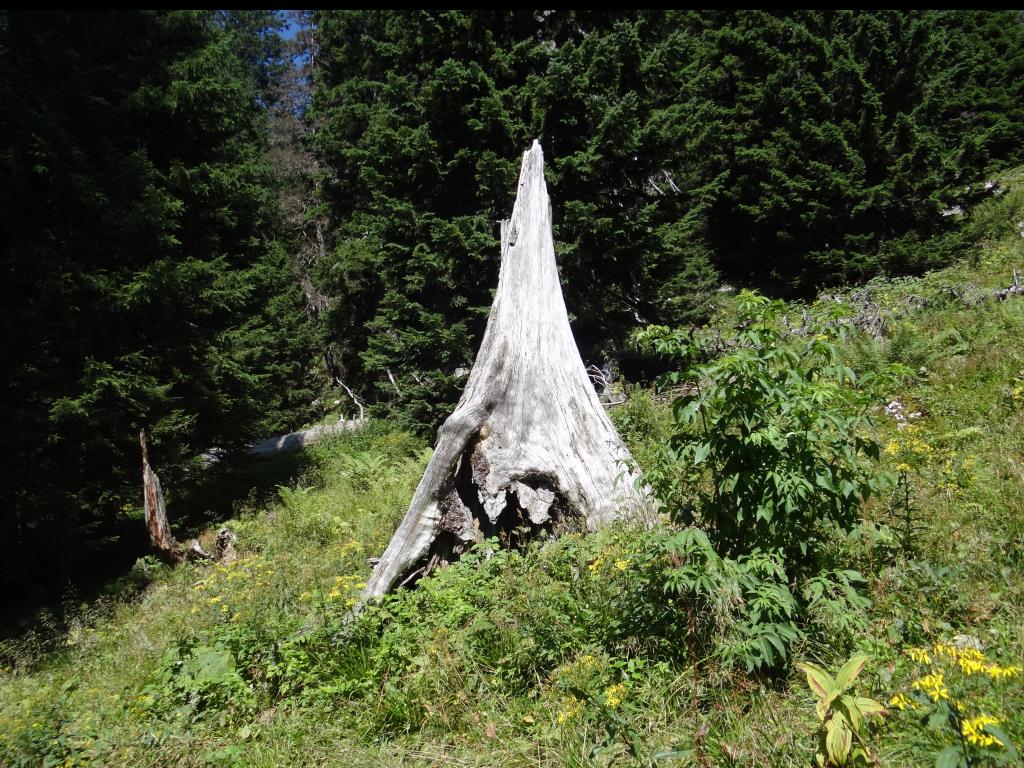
[650,527,799,672]
[637,290,886,572]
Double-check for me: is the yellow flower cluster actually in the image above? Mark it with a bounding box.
[936,454,978,497]
[932,643,1022,680]
[1009,373,1024,404]
[191,556,275,595]
[326,574,367,606]
[556,695,584,724]
[885,425,934,471]
[588,552,632,574]
[339,539,359,555]
[912,672,950,702]
[888,693,917,711]
[906,647,932,665]
[553,653,602,686]
[604,683,628,708]
[961,715,1003,748]
[984,664,1023,680]
[187,556,281,620]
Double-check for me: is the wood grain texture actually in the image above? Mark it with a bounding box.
[365,142,651,597]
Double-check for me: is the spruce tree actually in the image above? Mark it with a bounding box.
[0,10,320,594]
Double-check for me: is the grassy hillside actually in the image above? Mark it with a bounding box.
[2,174,1024,767]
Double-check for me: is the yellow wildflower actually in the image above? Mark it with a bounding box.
[933,642,964,660]
[556,696,584,724]
[961,715,1003,748]
[885,441,900,456]
[895,462,912,473]
[906,647,932,665]
[207,596,222,605]
[958,656,987,676]
[604,683,628,708]
[889,693,917,711]
[613,559,630,572]
[912,672,949,702]
[588,557,604,573]
[983,664,1022,680]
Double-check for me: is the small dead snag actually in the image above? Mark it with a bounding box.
[140,430,211,563]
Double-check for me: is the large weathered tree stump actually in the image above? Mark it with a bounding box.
[365,141,650,597]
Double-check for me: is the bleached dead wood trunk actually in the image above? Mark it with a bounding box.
[365,141,650,597]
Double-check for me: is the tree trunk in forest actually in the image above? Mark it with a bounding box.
[365,141,651,597]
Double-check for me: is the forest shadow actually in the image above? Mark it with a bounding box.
[0,447,315,658]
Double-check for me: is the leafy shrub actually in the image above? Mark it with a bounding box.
[649,527,799,672]
[150,641,256,723]
[801,568,872,652]
[637,290,886,571]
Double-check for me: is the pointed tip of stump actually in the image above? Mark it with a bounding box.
[523,139,544,172]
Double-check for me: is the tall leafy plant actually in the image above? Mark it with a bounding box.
[638,291,885,571]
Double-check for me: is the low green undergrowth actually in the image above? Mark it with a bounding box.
[2,176,1024,767]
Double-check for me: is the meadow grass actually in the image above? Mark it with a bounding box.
[2,183,1023,767]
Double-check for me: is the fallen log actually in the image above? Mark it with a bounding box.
[246,418,368,459]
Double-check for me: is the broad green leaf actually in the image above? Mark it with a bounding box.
[934,745,962,768]
[825,719,852,766]
[853,696,885,716]
[836,695,861,731]
[692,441,711,465]
[796,661,836,702]
[985,725,1017,759]
[833,653,868,691]
[928,710,949,730]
